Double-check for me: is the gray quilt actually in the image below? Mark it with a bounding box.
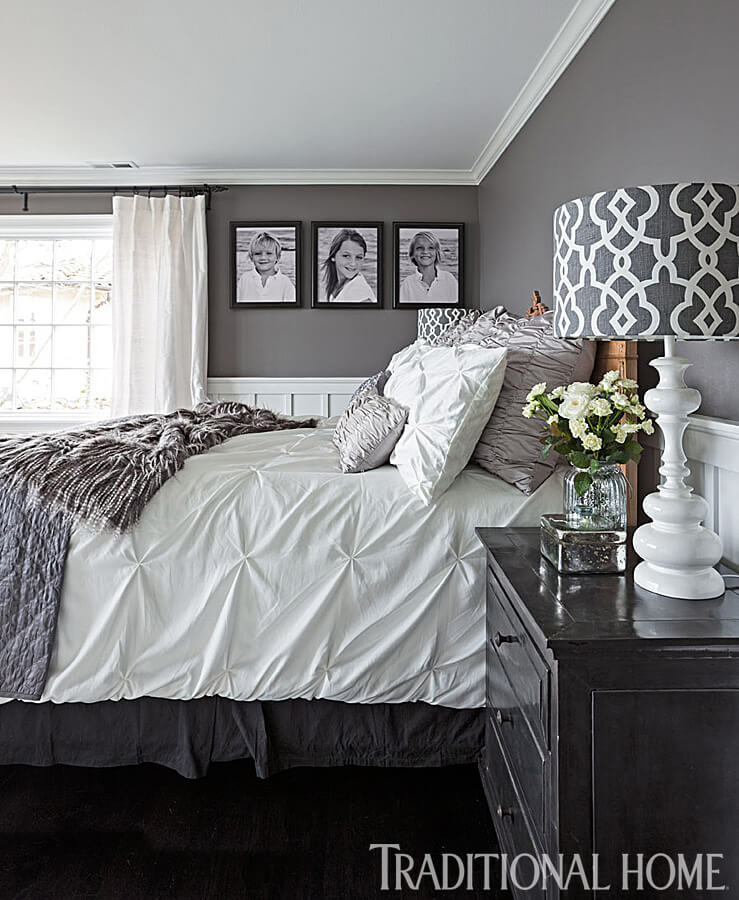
[0,402,314,700]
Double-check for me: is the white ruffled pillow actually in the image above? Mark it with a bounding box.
[384,342,507,504]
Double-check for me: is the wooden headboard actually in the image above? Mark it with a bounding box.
[527,291,639,525]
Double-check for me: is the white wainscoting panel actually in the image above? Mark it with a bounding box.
[207,377,365,419]
[643,414,739,569]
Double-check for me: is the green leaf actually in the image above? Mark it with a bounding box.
[589,459,601,473]
[541,443,552,459]
[606,450,630,464]
[622,440,643,461]
[573,471,592,496]
[569,450,591,469]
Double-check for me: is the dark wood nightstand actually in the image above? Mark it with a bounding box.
[477,527,739,899]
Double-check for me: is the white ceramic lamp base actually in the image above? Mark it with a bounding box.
[633,339,724,600]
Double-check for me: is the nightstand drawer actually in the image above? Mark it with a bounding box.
[481,715,546,900]
[487,567,550,749]
[487,656,549,839]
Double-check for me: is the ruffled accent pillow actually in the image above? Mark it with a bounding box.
[383,342,508,505]
[432,309,483,346]
[441,306,596,493]
[333,387,408,474]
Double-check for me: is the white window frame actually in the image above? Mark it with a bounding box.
[0,214,113,433]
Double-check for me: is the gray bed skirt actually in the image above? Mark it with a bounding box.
[0,697,484,779]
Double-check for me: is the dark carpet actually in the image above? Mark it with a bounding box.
[0,762,509,899]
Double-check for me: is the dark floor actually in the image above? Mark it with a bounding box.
[0,762,509,899]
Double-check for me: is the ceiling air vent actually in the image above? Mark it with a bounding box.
[86,161,139,169]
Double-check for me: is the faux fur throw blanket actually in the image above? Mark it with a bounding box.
[0,402,315,699]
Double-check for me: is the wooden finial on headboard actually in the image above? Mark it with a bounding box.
[526,290,549,318]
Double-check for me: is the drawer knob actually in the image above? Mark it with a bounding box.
[496,805,514,821]
[495,709,513,727]
[494,631,519,647]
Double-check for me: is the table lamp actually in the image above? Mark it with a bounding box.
[553,183,739,600]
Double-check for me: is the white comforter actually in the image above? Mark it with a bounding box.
[28,420,561,709]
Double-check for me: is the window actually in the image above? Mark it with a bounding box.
[0,216,112,415]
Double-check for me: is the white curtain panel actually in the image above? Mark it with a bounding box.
[112,194,208,416]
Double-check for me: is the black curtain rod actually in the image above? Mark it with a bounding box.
[0,184,228,211]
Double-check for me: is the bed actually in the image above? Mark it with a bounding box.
[0,321,635,778]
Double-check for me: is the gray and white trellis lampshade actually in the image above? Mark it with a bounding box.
[552,183,739,601]
[553,183,739,340]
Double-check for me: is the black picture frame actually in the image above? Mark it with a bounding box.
[230,222,301,308]
[393,222,464,309]
[311,222,383,309]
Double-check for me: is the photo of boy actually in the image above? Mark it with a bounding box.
[231,223,301,307]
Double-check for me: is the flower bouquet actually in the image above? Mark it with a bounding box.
[522,370,653,497]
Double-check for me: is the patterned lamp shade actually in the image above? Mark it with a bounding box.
[553,183,739,339]
[417,307,475,343]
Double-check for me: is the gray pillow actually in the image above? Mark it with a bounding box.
[333,386,408,474]
[429,309,482,346]
[350,369,390,402]
[443,307,596,493]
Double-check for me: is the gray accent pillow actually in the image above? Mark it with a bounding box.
[350,369,390,402]
[431,309,483,346]
[333,387,408,474]
[443,307,596,493]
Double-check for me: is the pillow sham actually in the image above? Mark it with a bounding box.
[442,307,596,493]
[332,386,408,474]
[383,343,507,505]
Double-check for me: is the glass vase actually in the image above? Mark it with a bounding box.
[563,464,628,531]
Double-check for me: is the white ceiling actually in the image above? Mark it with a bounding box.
[1,0,614,184]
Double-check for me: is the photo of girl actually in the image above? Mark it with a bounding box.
[230,222,301,308]
[394,223,464,308]
[312,223,382,308]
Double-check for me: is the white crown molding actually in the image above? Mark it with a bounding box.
[0,214,112,237]
[470,0,618,184]
[0,166,477,187]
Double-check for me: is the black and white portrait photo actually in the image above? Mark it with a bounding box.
[393,223,464,308]
[230,222,301,308]
[312,223,382,308]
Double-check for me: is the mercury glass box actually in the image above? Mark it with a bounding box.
[540,514,627,574]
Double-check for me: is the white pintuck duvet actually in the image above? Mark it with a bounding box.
[23,420,561,709]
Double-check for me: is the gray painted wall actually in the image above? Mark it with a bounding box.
[207,184,478,376]
[477,0,739,421]
[0,185,477,378]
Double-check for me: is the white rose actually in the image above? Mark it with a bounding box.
[559,395,592,420]
[599,370,620,390]
[619,377,638,390]
[642,419,655,435]
[611,424,628,444]
[590,398,612,416]
[569,419,588,439]
[582,433,602,451]
[547,414,559,426]
[612,392,630,409]
[629,402,645,418]
[566,382,597,398]
[549,385,566,399]
[526,382,547,402]
[522,402,536,418]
